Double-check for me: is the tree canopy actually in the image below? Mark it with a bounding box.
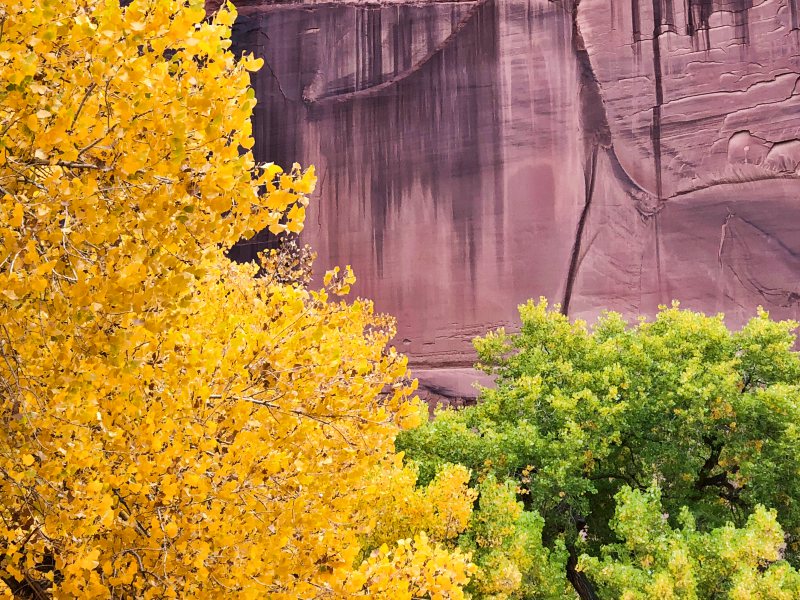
[398,300,800,599]
[5,0,799,597]
[0,0,475,597]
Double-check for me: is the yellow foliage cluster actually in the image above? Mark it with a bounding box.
[468,480,529,599]
[0,0,475,597]
[361,460,477,549]
[353,533,475,600]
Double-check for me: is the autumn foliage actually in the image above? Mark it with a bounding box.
[400,301,800,599]
[6,0,800,598]
[0,0,475,597]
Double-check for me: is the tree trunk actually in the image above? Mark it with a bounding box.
[567,547,599,600]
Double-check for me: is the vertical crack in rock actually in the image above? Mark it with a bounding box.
[562,0,661,317]
[562,142,599,316]
[561,0,610,317]
[718,209,734,265]
[652,0,664,199]
[791,0,799,31]
[649,1,679,307]
[262,55,290,102]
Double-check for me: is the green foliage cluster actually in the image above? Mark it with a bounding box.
[458,476,570,599]
[581,486,800,599]
[398,300,800,598]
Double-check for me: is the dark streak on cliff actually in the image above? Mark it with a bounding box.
[356,8,383,90]
[227,2,502,278]
[631,0,642,41]
[662,0,676,30]
[652,0,664,199]
[686,0,752,47]
[228,13,305,262]
[686,0,712,48]
[562,143,599,316]
[311,1,487,104]
[315,0,501,278]
[562,0,605,316]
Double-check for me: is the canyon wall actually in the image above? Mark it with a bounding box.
[228,0,800,394]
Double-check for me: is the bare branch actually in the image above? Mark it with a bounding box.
[68,83,97,133]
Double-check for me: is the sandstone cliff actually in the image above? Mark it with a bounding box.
[227,0,800,391]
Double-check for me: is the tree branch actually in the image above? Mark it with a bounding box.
[68,83,97,133]
[20,159,111,172]
[695,437,723,491]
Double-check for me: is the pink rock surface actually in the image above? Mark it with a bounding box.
[571,0,800,327]
[227,0,800,389]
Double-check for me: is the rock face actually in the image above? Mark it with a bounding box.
[228,0,800,386]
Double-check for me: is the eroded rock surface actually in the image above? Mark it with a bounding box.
[572,0,800,325]
[228,0,800,380]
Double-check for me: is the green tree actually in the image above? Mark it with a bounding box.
[456,475,571,600]
[398,300,800,599]
[580,486,800,599]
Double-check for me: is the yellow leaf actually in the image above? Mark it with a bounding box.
[79,549,100,571]
[214,6,237,27]
[243,55,263,72]
[10,204,23,227]
[165,521,179,538]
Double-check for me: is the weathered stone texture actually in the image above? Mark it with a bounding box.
[573,0,800,324]
[228,0,800,379]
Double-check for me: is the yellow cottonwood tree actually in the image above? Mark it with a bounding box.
[0,0,475,597]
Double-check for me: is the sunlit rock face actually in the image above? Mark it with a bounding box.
[228,0,800,381]
[574,0,800,324]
